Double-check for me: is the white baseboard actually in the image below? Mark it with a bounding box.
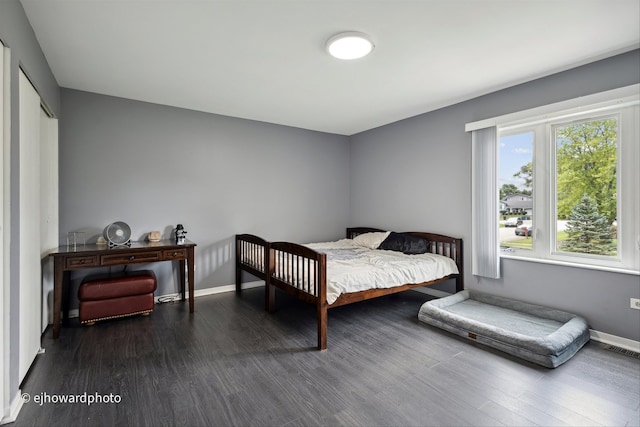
[61,281,640,353]
[189,280,264,298]
[154,280,264,304]
[589,329,640,353]
[1,389,23,425]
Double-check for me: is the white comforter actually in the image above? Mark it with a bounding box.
[305,239,459,305]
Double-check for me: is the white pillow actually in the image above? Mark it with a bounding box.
[352,231,391,249]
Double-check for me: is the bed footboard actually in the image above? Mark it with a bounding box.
[235,234,269,295]
[268,242,328,349]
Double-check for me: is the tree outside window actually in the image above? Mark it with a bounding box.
[555,118,617,256]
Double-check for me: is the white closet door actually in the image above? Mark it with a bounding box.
[0,40,7,423]
[40,111,58,331]
[18,70,42,383]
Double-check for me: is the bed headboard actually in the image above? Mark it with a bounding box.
[346,227,385,239]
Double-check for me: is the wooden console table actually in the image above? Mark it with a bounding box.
[48,239,196,338]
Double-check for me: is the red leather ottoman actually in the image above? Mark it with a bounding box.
[78,270,157,325]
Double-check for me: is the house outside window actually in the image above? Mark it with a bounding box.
[501,194,533,216]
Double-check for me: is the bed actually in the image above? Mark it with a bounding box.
[235,227,464,349]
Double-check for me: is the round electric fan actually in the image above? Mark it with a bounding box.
[103,221,131,247]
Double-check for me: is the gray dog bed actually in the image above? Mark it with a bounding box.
[418,290,590,368]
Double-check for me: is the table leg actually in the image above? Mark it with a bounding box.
[179,259,186,302]
[52,257,65,339]
[187,246,195,313]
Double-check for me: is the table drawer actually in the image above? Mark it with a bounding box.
[66,255,99,269]
[101,251,161,266]
[163,249,187,260]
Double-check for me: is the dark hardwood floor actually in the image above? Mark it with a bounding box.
[14,288,640,426]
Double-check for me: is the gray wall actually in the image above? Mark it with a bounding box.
[350,50,640,341]
[0,0,61,412]
[60,89,350,297]
[1,5,638,417]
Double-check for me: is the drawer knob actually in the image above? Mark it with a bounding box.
[129,256,135,261]
[173,252,178,257]
[80,259,86,264]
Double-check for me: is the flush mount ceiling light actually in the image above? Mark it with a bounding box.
[326,32,374,60]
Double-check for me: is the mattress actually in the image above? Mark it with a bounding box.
[304,239,459,304]
[418,290,590,368]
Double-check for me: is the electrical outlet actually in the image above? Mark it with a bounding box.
[631,298,640,310]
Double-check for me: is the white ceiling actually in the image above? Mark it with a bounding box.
[21,0,640,136]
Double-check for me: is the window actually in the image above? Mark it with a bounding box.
[499,131,534,251]
[497,97,638,273]
[554,117,618,257]
[469,85,639,276]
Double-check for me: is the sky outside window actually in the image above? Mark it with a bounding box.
[499,132,533,192]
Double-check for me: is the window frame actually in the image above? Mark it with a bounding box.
[498,101,638,273]
[498,127,537,252]
[468,84,639,276]
[550,113,620,260]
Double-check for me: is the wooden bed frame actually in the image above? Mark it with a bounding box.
[235,227,464,350]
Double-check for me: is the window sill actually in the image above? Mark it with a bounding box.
[500,253,640,276]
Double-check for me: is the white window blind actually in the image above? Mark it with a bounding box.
[471,126,500,278]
